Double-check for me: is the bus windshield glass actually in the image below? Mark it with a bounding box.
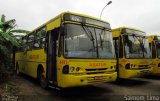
[64,24,115,59]
[156,41,160,58]
[124,35,151,58]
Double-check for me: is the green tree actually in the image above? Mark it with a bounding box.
[0,14,29,71]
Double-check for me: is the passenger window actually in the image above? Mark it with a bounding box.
[20,37,28,51]
[27,34,34,50]
[41,38,46,48]
[34,40,41,49]
[34,27,46,49]
[113,38,119,58]
[119,36,123,58]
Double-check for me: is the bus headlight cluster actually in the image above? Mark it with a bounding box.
[110,65,116,70]
[62,65,69,74]
[70,67,75,72]
[125,63,130,69]
[125,63,136,69]
[76,67,80,71]
[70,67,81,72]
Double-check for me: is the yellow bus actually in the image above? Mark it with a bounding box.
[15,12,117,88]
[112,27,153,79]
[148,35,160,75]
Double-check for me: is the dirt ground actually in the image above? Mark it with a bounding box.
[1,74,160,101]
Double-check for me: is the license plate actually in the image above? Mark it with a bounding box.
[94,76,103,80]
[141,70,150,73]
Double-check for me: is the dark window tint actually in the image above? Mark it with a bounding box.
[152,42,156,58]
[27,33,34,50]
[119,36,123,58]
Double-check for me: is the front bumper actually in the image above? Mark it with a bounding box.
[58,72,117,88]
[119,68,152,79]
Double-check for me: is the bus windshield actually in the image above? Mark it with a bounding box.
[64,24,115,59]
[156,41,160,58]
[124,35,151,58]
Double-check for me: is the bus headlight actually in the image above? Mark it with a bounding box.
[62,65,69,74]
[76,67,80,72]
[125,63,130,69]
[70,67,75,72]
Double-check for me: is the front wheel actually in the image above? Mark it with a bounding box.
[39,69,48,88]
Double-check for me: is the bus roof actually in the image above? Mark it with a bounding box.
[27,11,109,35]
[112,26,145,33]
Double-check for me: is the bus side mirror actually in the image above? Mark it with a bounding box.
[60,25,65,36]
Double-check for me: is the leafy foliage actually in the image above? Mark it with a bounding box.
[0,14,29,82]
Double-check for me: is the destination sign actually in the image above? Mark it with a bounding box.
[64,14,111,29]
[123,29,146,36]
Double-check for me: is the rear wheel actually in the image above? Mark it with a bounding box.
[39,69,48,88]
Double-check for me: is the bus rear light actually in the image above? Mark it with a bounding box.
[125,63,130,69]
[62,65,69,74]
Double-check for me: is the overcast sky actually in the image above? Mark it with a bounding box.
[0,0,160,35]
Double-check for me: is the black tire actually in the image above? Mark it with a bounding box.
[38,68,48,88]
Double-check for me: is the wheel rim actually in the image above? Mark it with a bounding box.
[40,72,45,82]
[40,71,48,88]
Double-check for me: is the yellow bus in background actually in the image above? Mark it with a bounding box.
[15,12,117,88]
[148,35,160,75]
[112,27,153,79]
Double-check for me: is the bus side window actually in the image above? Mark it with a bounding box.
[58,34,63,57]
[149,43,151,50]
[152,42,156,58]
[119,36,123,58]
[149,43,152,58]
[27,34,34,50]
[113,38,119,58]
[21,36,28,51]
[58,26,64,57]
[34,27,46,49]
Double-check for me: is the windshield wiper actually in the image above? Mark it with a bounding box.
[81,24,99,58]
[133,36,147,58]
[99,28,105,50]
[81,25,94,46]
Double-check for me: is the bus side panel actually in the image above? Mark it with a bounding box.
[15,52,27,74]
[56,57,65,87]
[25,49,46,78]
[153,59,160,75]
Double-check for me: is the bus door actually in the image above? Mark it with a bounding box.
[46,29,58,84]
[113,37,119,73]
